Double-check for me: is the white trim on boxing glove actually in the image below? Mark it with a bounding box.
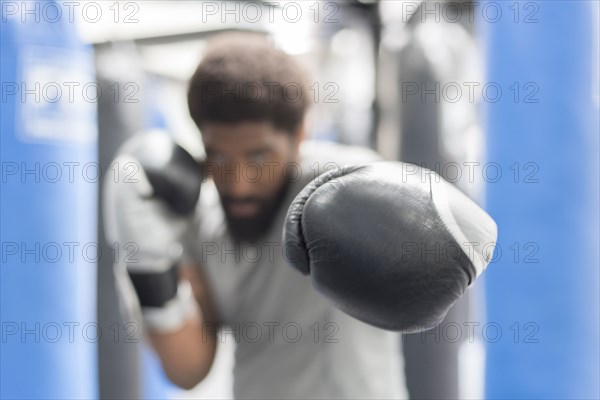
[142,280,200,334]
[429,172,498,277]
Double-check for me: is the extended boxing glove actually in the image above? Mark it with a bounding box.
[103,130,203,333]
[283,162,497,332]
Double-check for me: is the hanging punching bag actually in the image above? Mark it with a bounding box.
[395,10,485,399]
[482,1,600,398]
[1,2,98,398]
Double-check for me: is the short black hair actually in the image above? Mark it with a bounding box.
[187,32,310,134]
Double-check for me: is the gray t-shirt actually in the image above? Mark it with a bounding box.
[184,141,408,399]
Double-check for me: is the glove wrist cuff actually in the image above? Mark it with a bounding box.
[128,257,181,308]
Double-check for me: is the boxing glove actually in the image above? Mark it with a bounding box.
[283,162,497,332]
[103,130,203,332]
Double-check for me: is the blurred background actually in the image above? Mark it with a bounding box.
[1,1,599,399]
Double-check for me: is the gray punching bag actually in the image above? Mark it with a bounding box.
[96,41,146,400]
[381,3,485,399]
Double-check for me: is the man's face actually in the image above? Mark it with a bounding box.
[202,121,303,242]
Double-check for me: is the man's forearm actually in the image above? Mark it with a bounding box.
[147,265,219,390]
[148,310,217,390]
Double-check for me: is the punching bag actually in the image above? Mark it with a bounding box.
[396,13,484,400]
[96,41,145,400]
[483,1,600,398]
[1,2,98,399]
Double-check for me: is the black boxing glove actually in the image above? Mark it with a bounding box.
[103,130,203,332]
[283,162,497,332]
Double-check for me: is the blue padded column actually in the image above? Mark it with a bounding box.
[1,2,98,398]
[482,1,600,398]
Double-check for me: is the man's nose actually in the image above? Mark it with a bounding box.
[222,162,257,198]
[228,178,256,199]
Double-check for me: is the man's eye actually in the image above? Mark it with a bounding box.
[249,152,266,163]
[207,153,226,164]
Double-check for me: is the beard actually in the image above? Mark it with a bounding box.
[221,180,291,243]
